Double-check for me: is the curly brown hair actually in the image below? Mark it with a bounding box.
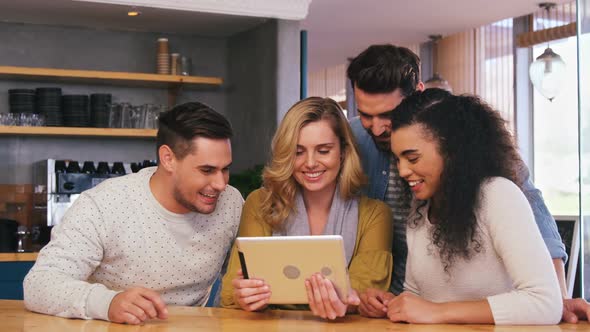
[391,88,524,271]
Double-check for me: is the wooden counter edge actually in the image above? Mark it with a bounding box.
[0,253,38,262]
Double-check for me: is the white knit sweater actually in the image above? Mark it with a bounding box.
[24,167,243,321]
[404,177,562,325]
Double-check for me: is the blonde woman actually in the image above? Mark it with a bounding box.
[220,97,392,319]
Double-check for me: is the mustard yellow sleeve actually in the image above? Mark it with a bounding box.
[220,189,272,308]
[348,197,393,293]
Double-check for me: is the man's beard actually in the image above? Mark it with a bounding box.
[173,188,199,213]
[366,127,391,151]
[173,187,216,214]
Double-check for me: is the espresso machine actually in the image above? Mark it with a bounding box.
[32,159,133,226]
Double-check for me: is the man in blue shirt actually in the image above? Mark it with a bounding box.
[349,44,589,323]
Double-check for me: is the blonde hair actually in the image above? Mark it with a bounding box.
[260,97,366,228]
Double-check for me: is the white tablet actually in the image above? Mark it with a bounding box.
[235,235,350,304]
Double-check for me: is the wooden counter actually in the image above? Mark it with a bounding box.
[1,300,587,332]
[0,253,38,262]
[0,126,157,138]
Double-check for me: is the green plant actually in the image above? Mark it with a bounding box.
[229,165,264,198]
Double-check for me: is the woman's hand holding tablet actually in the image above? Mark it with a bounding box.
[232,269,271,312]
[305,273,360,320]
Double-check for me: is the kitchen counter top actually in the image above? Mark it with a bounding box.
[1,300,587,332]
[0,253,38,262]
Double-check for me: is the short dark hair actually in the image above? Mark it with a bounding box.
[347,44,420,96]
[156,102,233,160]
[391,88,523,272]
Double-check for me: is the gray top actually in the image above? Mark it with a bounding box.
[23,167,243,321]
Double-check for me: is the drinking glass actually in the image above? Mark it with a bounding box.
[109,103,122,128]
[0,113,16,126]
[122,105,143,128]
[144,104,163,129]
[31,114,45,126]
[18,113,33,126]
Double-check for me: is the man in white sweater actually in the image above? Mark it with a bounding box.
[23,102,244,325]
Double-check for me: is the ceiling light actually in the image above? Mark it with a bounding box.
[529,47,566,102]
[127,6,141,17]
[528,2,566,102]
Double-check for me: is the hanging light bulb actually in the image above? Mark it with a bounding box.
[528,2,566,102]
[529,47,566,101]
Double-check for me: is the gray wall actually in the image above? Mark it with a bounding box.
[0,19,301,182]
[0,137,155,183]
[227,19,300,172]
[419,41,433,82]
[276,20,301,124]
[0,22,229,183]
[0,22,228,111]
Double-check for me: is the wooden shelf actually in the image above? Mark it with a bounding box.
[0,126,157,138]
[0,253,37,262]
[0,66,223,88]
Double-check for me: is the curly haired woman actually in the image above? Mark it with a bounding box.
[382,89,562,325]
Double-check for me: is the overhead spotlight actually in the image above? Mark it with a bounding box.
[127,6,141,17]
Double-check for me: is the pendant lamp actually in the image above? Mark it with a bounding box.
[528,2,566,102]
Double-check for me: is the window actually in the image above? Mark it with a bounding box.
[532,36,580,216]
[577,0,590,300]
[477,18,514,130]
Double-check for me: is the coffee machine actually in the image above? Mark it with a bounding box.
[32,159,132,226]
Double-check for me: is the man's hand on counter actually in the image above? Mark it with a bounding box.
[108,287,168,324]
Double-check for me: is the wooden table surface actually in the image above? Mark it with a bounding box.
[2,300,589,332]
